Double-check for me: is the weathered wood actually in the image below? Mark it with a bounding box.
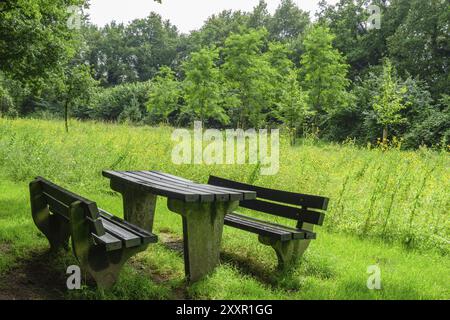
[104,170,200,202]
[167,198,239,282]
[99,209,157,245]
[225,213,316,240]
[30,177,157,289]
[103,170,258,203]
[30,180,71,251]
[109,179,158,233]
[138,171,247,201]
[69,201,149,289]
[102,170,257,282]
[208,175,328,271]
[208,175,329,210]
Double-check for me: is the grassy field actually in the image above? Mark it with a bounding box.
[0,118,448,300]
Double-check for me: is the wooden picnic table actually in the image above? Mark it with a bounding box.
[102,170,256,282]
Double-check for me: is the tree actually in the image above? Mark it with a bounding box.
[387,0,449,99]
[372,59,409,142]
[84,14,180,87]
[60,64,98,132]
[125,14,180,81]
[317,0,390,79]
[301,25,352,125]
[182,48,227,125]
[146,66,180,123]
[269,0,310,41]
[0,0,87,84]
[277,69,313,145]
[248,0,271,29]
[222,28,275,128]
[0,74,16,117]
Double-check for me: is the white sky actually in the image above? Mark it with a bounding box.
[87,0,339,34]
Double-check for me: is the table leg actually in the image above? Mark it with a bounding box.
[167,199,239,282]
[110,179,157,232]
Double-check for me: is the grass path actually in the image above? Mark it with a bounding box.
[0,179,448,300]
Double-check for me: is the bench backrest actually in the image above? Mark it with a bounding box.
[207,175,328,226]
[31,177,106,236]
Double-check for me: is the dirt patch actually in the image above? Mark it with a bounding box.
[159,232,184,254]
[0,250,67,300]
[0,241,12,255]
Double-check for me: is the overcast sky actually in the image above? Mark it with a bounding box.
[87,0,339,34]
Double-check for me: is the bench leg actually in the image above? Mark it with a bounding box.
[30,181,70,251]
[69,202,147,289]
[168,199,239,282]
[110,180,157,233]
[259,223,315,271]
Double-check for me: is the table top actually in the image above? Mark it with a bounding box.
[102,170,257,203]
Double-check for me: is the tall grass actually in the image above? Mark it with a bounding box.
[0,118,448,254]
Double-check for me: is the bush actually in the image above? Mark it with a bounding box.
[91,82,152,122]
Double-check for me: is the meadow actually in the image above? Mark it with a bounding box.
[0,118,448,300]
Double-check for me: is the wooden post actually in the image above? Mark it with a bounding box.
[167,199,239,282]
[110,179,158,233]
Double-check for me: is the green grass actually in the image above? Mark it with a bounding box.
[0,118,448,300]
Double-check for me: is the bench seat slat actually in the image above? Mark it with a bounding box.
[229,213,316,240]
[92,233,122,252]
[100,218,142,248]
[225,213,314,241]
[99,210,157,245]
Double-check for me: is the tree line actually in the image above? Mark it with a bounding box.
[0,0,448,148]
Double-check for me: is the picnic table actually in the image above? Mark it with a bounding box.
[102,170,256,282]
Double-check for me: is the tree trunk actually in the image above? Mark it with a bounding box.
[64,99,69,133]
[382,126,388,143]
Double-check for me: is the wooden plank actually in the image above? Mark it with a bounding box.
[229,213,316,240]
[150,171,193,183]
[100,218,142,248]
[239,199,299,220]
[99,209,157,244]
[238,199,325,226]
[38,177,101,220]
[43,192,105,235]
[126,171,216,202]
[92,233,122,252]
[139,171,238,201]
[208,175,329,210]
[149,171,255,201]
[103,170,199,202]
[224,214,294,241]
[38,177,93,206]
[43,193,70,220]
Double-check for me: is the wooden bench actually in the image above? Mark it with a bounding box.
[29,177,157,289]
[207,176,329,270]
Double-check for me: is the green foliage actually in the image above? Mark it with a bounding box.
[371,59,409,140]
[317,0,389,79]
[182,48,227,125]
[61,64,98,131]
[277,69,313,145]
[93,81,152,122]
[301,25,352,120]
[222,28,275,128]
[0,73,17,118]
[146,66,180,123]
[0,0,87,84]
[269,0,310,41]
[1,0,448,149]
[387,0,449,98]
